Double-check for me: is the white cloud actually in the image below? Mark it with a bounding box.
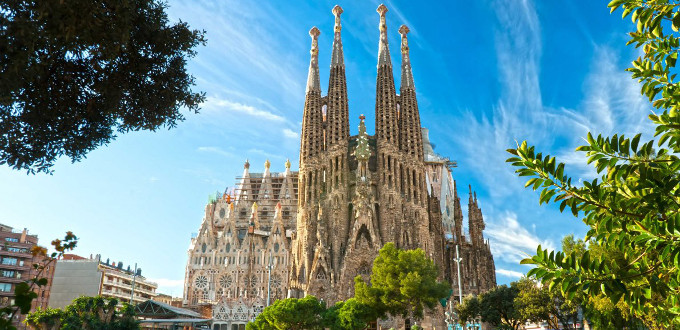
[197,146,236,158]
[247,148,286,160]
[485,212,555,264]
[496,269,525,279]
[203,97,286,122]
[148,278,184,296]
[282,128,299,139]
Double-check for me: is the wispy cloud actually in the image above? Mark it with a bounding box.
[247,148,287,161]
[197,146,236,158]
[496,268,525,279]
[485,212,555,264]
[203,97,286,122]
[282,128,299,139]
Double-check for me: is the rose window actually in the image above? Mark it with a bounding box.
[194,275,208,289]
[271,274,282,288]
[219,274,233,288]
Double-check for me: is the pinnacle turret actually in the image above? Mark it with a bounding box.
[397,24,423,160]
[306,27,321,93]
[331,5,344,68]
[301,27,324,161]
[399,25,415,91]
[327,5,349,146]
[376,4,392,67]
[375,4,399,144]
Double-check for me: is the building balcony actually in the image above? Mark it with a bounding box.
[0,249,33,258]
[0,264,31,271]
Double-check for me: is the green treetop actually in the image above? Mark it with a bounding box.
[507,0,680,327]
[0,0,206,174]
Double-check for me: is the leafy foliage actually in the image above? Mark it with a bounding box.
[506,0,680,326]
[26,296,138,330]
[477,284,523,330]
[354,242,450,321]
[0,0,206,174]
[246,296,326,330]
[329,298,376,330]
[0,232,77,330]
[454,295,481,326]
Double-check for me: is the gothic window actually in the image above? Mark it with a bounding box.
[194,275,208,289]
[202,243,207,253]
[219,275,233,288]
[226,243,231,253]
[316,269,326,280]
[274,243,280,252]
[271,274,282,288]
[220,208,226,218]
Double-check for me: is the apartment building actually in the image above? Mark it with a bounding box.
[50,254,158,308]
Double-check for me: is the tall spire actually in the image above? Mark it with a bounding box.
[301,27,324,161]
[327,5,350,146]
[306,27,321,93]
[399,25,415,91]
[377,4,392,67]
[331,5,344,68]
[375,4,399,144]
[397,24,423,160]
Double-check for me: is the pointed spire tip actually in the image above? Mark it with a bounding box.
[332,5,343,16]
[377,4,388,16]
[399,25,410,35]
[309,26,320,38]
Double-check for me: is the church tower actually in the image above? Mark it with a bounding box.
[290,4,446,304]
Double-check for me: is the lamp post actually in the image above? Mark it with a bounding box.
[129,262,138,304]
[453,245,465,330]
[454,245,463,304]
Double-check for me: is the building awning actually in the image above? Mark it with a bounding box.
[135,299,202,319]
[138,318,211,324]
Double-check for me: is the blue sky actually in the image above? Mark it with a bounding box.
[0,0,654,295]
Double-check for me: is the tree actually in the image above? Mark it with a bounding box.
[0,0,206,174]
[354,242,450,322]
[478,284,523,330]
[26,296,137,330]
[514,277,552,327]
[514,275,581,330]
[454,295,481,326]
[326,298,376,330]
[507,1,680,325]
[247,296,326,330]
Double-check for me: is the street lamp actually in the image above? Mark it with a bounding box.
[454,245,463,304]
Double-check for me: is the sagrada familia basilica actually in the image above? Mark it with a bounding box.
[183,5,496,329]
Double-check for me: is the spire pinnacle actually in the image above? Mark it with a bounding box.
[285,158,291,169]
[264,159,271,170]
[376,4,392,67]
[399,24,415,90]
[306,27,321,93]
[330,6,344,68]
[332,5,343,32]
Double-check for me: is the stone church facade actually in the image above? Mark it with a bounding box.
[183,160,298,328]
[184,4,496,329]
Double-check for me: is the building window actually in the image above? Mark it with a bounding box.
[0,283,11,292]
[1,258,17,266]
[1,271,14,278]
[4,238,18,243]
